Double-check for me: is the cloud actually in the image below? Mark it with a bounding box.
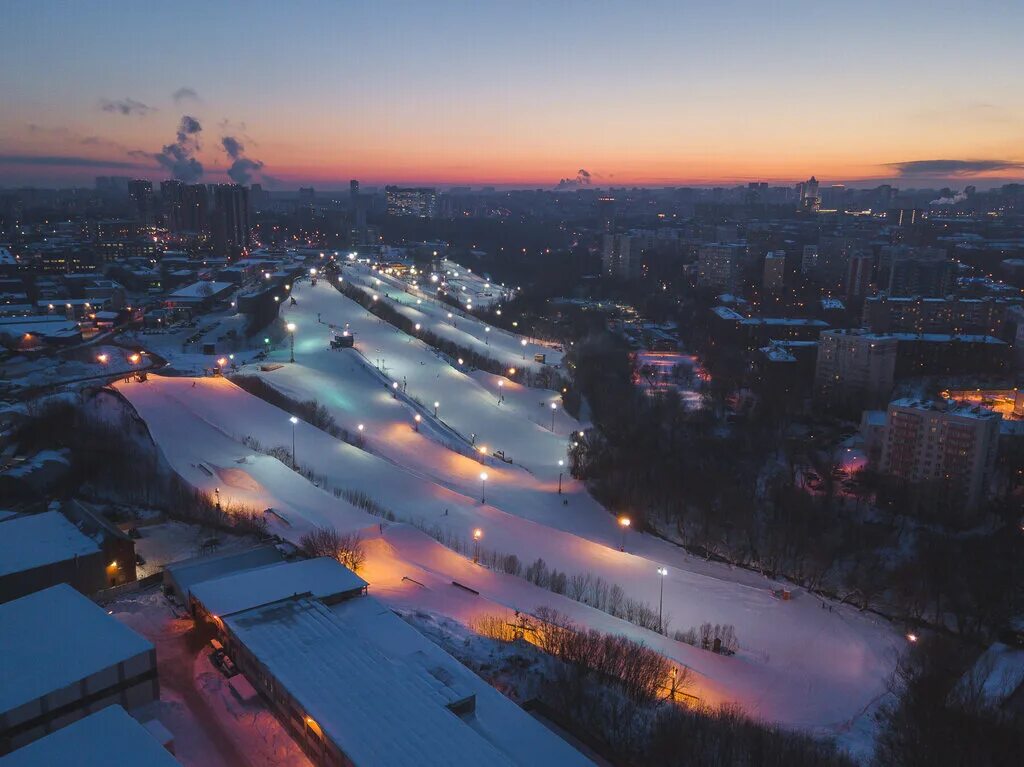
[555,168,594,189]
[0,153,147,169]
[887,159,1024,177]
[99,98,156,116]
[220,135,266,185]
[172,87,200,103]
[153,115,204,182]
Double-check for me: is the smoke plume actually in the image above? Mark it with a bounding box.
[154,115,204,183]
[221,135,265,185]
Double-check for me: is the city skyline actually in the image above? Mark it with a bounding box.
[2,0,1023,189]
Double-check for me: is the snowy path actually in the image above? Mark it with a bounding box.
[118,375,900,738]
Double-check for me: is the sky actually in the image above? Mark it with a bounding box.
[1,0,1022,189]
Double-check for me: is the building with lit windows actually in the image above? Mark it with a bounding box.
[879,398,1001,517]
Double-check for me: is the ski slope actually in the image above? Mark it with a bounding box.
[340,263,564,373]
[117,374,900,737]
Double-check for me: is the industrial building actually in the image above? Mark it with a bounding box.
[185,555,591,767]
[0,705,179,767]
[0,584,158,754]
[0,511,107,603]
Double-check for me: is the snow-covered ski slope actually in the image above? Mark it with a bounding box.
[119,358,901,737]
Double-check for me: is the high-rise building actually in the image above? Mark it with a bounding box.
[160,179,185,231]
[888,252,956,297]
[384,186,438,218]
[814,329,898,411]
[596,196,617,233]
[846,251,874,298]
[762,251,786,292]
[879,399,1000,517]
[697,243,746,292]
[181,184,209,232]
[797,176,820,212]
[601,233,634,278]
[128,179,154,224]
[211,184,250,256]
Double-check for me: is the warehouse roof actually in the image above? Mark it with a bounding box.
[0,585,153,716]
[0,510,99,579]
[190,557,366,617]
[0,705,180,766]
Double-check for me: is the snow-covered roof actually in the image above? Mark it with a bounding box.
[164,545,285,602]
[169,281,233,299]
[225,596,515,767]
[0,510,99,578]
[190,557,366,617]
[0,584,153,716]
[0,705,181,766]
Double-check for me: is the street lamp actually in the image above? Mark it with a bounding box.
[657,567,668,633]
[433,401,440,417]
[480,472,488,503]
[521,338,527,360]
[484,327,490,345]
[473,528,483,562]
[286,322,296,363]
[413,413,421,432]
[557,459,564,494]
[550,402,557,431]
[289,416,299,468]
[497,379,504,404]
[619,516,631,551]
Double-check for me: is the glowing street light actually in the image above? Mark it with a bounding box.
[497,379,504,404]
[657,567,669,633]
[286,322,297,362]
[480,472,488,503]
[289,416,299,468]
[619,516,631,551]
[357,423,364,433]
[557,459,564,494]
[97,353,109,364]
[433,401,440,418]
[550,401,557,431]
[484,326,490,345]
[413,413,421,432]
[521,338,527,359]
[473,527,483,562]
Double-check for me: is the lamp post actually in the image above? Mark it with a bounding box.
[433,401,440,418]
[657,567,668,633]
[558,459,564,494]
[289,416,299,468]
[413,413,421,432]
[550,402,557,431]
[521,338,527,360]
[480,472,488,504]
[473,528,483,563]
[619,516,631,551]
[484,327,490,345]
[287,322,296,363]
[214,487,221,511]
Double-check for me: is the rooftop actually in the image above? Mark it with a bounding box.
[225,596,515,767]
[889,398,1003,421]
[0,510,99,578]
[169,281,234,299]
[190,556,366,617]
[0,705,180,766]
[0,584,153,716]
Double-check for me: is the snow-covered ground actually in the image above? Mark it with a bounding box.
[117,372,901,748]
[108,587,310,767]
[340,263,564,373]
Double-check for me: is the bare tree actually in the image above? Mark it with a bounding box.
[299,526,366,572]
